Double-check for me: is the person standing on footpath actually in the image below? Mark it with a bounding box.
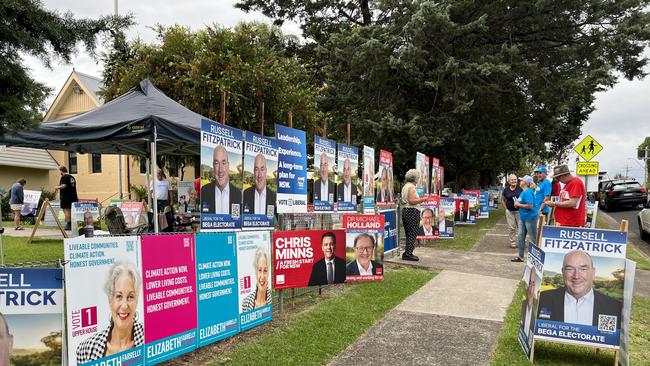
[502,174,522,249]
[55,166,78,231]
[541,165,586,227]
[9,178,26,230]
[534,166,552,219]
[400,169,429,261]
[512,175,538,263]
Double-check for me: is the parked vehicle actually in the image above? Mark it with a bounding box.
[598,179,647,211]
[638,199,650,240]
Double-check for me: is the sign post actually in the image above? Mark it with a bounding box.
[574,135,604,195]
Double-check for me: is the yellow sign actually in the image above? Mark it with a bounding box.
[577,162,599,175]
[574,135,603,161]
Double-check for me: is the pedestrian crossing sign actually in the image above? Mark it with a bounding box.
[574,135,603,161]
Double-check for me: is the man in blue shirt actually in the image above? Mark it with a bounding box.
[534,166,552,218]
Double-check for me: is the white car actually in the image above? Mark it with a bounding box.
[638,199,650,240]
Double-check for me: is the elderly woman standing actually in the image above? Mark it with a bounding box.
[401,169,429,261]
[512,175,538,262]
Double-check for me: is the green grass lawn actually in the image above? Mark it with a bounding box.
[210,266,435,366]
[0,235,64,264]
[490,285,650,366]
[419,207,505,251]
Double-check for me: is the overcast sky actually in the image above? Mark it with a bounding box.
[25,1,649,184]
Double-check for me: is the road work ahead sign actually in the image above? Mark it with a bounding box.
[574,135,603,161]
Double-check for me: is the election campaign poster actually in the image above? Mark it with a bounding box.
[242,131,278,229]
[336,143,360,212]
[535,226,627,348]
[479,191,490,219]
[1,268,63,366]
[64,235,145,366]
[585,201,598,228]
[200,119,244,231]
[313,135,337,212]
[417,195,439,240]
[381,210,399,253]
[275,124,308,214]
[177,181,199,214]
[237,231,272,331]
[344,214,385,282]
[273,229,346,289]
[376,150,395,207]
[21,190,41,216]
[439,166,445,192]
[454,197,472,225]
[118,201,146,228]
[430,158,440,195]
[459,194,478,224]
[415,152,429,196]
[43,200,62,227]
[362,146,375,213]
[518,244,545,359]
[141,234,197,364]
[437,197,455,239]
[72,200,100,234]
[195,233,239,347]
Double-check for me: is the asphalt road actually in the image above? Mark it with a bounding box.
[602,205,650,257]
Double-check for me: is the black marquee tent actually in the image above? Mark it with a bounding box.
[0,79,205,156]
[0,79,211,232]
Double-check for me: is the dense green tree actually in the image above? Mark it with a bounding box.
[102,23,321,138]
[238,0,650,187]
[638,136,650,184]
[0,0,132,134]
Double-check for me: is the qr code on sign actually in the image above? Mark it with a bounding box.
[598,314,617,332]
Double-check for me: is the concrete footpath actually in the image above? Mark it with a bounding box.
[329,217,650,366]
[329,218,523,366]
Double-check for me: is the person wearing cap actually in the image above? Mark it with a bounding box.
[501,174,522,249]
[534,166,552,218]
[543,165,586,227]
[512,175,538,262]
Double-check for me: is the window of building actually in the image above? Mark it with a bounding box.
[91,153,102,173]
[140,159,147,174]
[167,160,179,178]
[68,152,78,174]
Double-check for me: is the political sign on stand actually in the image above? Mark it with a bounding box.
[535,226,627,348]
[454,197,472,225]
[417,195,439,240]
[275,124,308,214]
[272,229,346,289]
[195,233,239,347]
[43,200,62,227]
[177,181,199,214]
[237,231,273,331]
[376,150,395,207]
[200,119,244,231]
[21,189,41,216]
[518,244,545,359]
[362,146,375,213]
[344,214,385,282]
[242,131,278,229]
[313,135,337,212]
[415,152,429,196]
[141,234,197,364]
[430,158,441,195]
[459,193,478,224]
[118,201,146,228]
[381,210,399,253]
[437,197,455,238]
[64,235,145,366]
[479,191,490,218]
[336,143,359,212]
[1,268,63,366]
[585,201,598,228]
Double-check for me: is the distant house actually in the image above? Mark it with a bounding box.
[0,146,59,196]
[42,70,196,203]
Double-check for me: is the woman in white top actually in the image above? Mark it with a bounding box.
[401,169,429,261]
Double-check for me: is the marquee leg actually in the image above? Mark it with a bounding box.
[530,339,536,363]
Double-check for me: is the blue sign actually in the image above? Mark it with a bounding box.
[196,233,240,347]
[479,191,490,218]
[313,135,337,212]
[275,124,308,213]
[242,131,278,229]
[336,143,359,212]
[438,198,455,238]
[381,209,398,253]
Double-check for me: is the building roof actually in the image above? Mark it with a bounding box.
[0,147,59,170]
[75,71,104,103]
[43,69,104,122]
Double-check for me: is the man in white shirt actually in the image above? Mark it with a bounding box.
[149,169,173,210]
[346,234,383,276]
[537,250,622,328]
[313,152,335,203]
[200,145,242,215]
[243,154,276,216]
[336,158,358,203]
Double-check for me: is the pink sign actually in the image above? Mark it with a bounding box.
[141,234,198,364]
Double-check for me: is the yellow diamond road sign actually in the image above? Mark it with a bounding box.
[574,135,603,161]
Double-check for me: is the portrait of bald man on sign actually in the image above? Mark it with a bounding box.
[314,151,336,203]
[336,158,359,204]
[243,153,276,216]
[201,145,243,216]
[537,250,622,328]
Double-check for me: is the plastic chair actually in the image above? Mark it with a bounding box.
[104,205,147,235]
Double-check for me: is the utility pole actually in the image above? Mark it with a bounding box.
[640,146,649,187]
